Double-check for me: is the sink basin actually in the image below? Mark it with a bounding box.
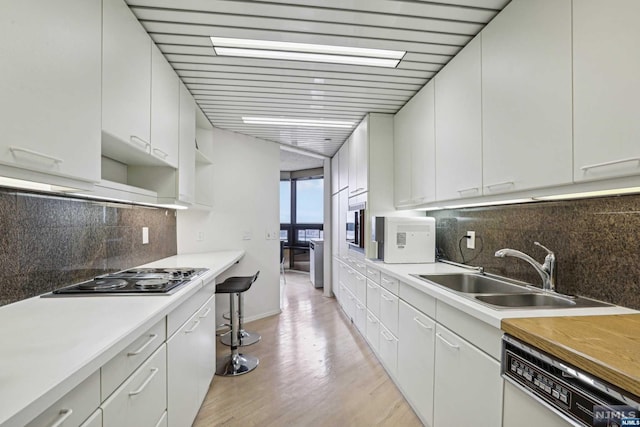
[413,273,530,294]
[474,293,611,309]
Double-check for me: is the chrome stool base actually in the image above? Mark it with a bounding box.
[220,329,261,347]
[216,353,259,376]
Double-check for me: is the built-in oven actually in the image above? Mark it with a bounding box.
[346,201,365,250]
[502,335,640,427]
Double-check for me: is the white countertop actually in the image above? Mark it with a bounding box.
[0,250,244,427]
[365,259,636,329]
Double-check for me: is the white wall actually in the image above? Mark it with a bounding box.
[177,127,281,326]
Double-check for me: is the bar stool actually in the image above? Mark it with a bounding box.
[219,275,261,347]
[215,271,260,376]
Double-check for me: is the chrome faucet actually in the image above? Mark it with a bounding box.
[494,242,557,292]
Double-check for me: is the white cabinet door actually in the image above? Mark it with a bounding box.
[151,44,179,168]
[102,0,152,158]
[482,0,572,195]
[338,143,349,191]
[353,271,367,304]
[0,0,101,183]
[338,189,348,257]
[167,316,199,427]
[331,155,340,195]
[331,193,339,258]
[435,35,483,202]
[503,381,572,427]
[102,345,167,427]
[393,80,435,207]
[433,325,502,427]
[80,409,102,427]
[378,324,398,377]
[366,280,381,319]
[355,117,369,195]
[354,301,367,334]
[398,301,436,426]
[573,0,640,182]
[178,83,196,204]
[365,310,380,354]
[196,296,216,403]
[379,288,399,336]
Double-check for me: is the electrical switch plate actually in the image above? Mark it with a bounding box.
[142,227,149,245]
[466,231,475,249]
[243,231,252,240]
[197,231,205,242]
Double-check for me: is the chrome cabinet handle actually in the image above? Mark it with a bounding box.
[130,136,151,153]
[414,317,433,331]
[355,263,365,269]
[367,315,377,324]
[127,334,158,356]
[381,330,394,341]
[152,147,169,159]
[436,333,459,350]
[366,283,376,289]
[9,146,63,164]
[49,409,73,427]
[457,187,479,195]
[184,319,201,334]
[381,294,393,302]
[128,367,159,396]
[486,181,514,191]
[580,157,640,171]
[199,307,212,318]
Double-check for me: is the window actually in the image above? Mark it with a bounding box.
[280,176,324,253]
[295,178,323,223]
[280,180,291,224]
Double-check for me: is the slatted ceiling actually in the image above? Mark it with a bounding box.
[126,0,511,159]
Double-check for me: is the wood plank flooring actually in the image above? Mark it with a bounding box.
[193,270,422,427]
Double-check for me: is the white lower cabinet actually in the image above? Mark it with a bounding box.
[365,310,380,354]
[503,381,572,427]
[167,294,216,427]
[398,301,436,427]
[102,344,167,427]
[366,280,380,319]
[433,325,502,427]
[379,288,399,336]
[80,409,102,427]
[27,371,100,427]
[378,324,398,377]
[354,301,367,334]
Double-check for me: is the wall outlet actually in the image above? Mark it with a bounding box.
[466,231,475,249]
[243,231,252,241]
[142,227,149,245]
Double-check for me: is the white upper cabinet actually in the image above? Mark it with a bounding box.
[338,141,349,191]
[151,44,180,169]
[331,154,340,195]
[348,118,369,197]
[481,0,572,195]
[573,0,640,182]
[435,35,483,202]
[102,0,153,163]
[178,83,196,204]
[393,80,436,207]
[0,0,101,184]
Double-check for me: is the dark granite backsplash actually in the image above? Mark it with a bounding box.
[0,188,177,306]
[429,194,640,310]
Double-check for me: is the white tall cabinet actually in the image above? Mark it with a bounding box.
[0,0,101,185]
[150,44,180,169]
[435,35,483,202]
[481,0,572,195]
[573,0,640,182]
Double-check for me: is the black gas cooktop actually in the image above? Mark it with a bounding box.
[49,268,208,296]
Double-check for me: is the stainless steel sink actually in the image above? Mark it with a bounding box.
[474,293,611,309]
[413,273,531,294]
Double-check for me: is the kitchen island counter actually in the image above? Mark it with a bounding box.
[0,250,244,427]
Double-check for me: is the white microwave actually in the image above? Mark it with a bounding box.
[372,216,436,263]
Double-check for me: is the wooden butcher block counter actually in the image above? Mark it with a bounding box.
[502,314,640,399]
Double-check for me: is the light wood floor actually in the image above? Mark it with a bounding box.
[193,270,423,427]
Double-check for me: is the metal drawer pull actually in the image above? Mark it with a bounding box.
[129,367,159,396]
[356,263,365,268]
[381,330,394,341]
[457,187,479,194]
[381,278,394,284]
[486,181,514,190]
[199,307,212,318]
[127,334,158,356]
[152,147,169,159]
[9,146,63,164]
[130,136,151,152]
[580,157,640,171]
[436,333,459,350]
[185,319,201,334]
[366,283,375,289]
[414,317,433,331]
[381,294,393,302]
[49,409,73,427]
[367,315,377,323]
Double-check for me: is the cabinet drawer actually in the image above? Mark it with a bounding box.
[102,318,166,400]
[352,259,367,276]
[353,271,367,304]
[102,344,167,427]
[379,324,398,377]
[366,280,381,318]
[167,279,210,337]
[27,370,100,427]
[80,409,102,427]
[399,281,436,319]
[379,288,399,336]
[365,310,380,354]
[365,266,381,284]
[380,273,399,295]
[354,300,367,334]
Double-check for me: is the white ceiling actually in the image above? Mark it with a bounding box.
[126,0,511,159]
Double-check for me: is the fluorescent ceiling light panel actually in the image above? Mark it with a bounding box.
[243,116,354,128]
[210,37,404,68]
